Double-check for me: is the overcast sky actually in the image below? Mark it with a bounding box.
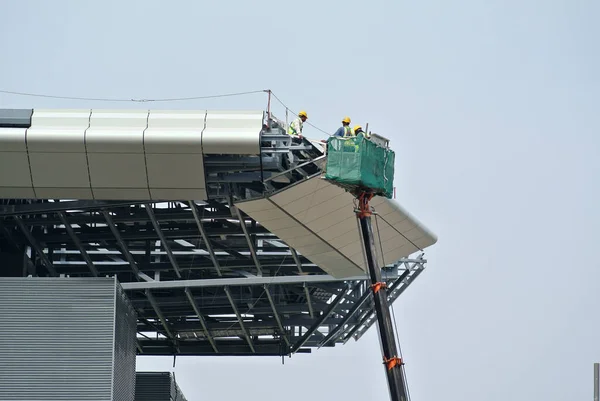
[1,0,599,400]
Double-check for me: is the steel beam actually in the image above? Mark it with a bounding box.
[261,146,313,153]
[57,212,98,277]
[189,201,222,277]
[13,216,56,276]
[49,260,322,277]
[102,210,141,279]
[264,285,290,347]
[121,269,406,290]
[353,265,425,342]
[34,225,273,244]
[13,209,234,227]
[232,207,263,276]
[0,200,147,216]
[318,270,410,347]
[263,155,326,183]
[145,290,175,340]
[304,283,315,318]
[224,286,255,353]
[342,264,424,344]
[135,339,303,356]
[184,288,218,354]
[291,285,349,352]
[318,286,371,347]
[289,247,303,273]
[0,219,21,251]
[145,204,182,278]
[137,316,344,332]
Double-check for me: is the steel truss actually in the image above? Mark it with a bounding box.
[0,123,428,356]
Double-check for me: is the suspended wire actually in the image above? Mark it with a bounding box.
[0,88,267,102]
[270,91,333,137]
[374,211,387,268]
[376,213,424,253]
[1,87,334,137]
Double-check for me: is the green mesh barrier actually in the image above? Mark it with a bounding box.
[324,134,395,198]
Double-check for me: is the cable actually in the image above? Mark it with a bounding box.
[270,91,332,137]
[374,212,386,269]
[376,213,424,253]
[0,88,267,103]
[1,87,335,138]
[374,212,402,348]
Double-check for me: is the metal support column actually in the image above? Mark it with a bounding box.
[356,192,408,401]
[595,363,599,401]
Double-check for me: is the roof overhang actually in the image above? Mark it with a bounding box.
[236,175,437,278]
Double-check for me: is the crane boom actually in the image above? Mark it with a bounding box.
[356,191,409,401]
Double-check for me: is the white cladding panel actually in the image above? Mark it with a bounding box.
[0,109,263,200]
[144,110,207,200]
[369,196,437,265]
[236,176,437,278]
[86,110,148,153]
[86,110,148,199]
[27,109,93,198]
[202,110,263,154]
[0,128,35,197]
[235,197,364,278]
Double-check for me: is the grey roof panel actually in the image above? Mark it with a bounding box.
[0,109,33,128]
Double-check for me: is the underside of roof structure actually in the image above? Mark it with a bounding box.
[0,108,437,356]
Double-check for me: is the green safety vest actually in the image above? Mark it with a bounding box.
[288,119,302,136]
[343,126,353,137]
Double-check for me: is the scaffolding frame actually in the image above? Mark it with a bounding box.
[0,124,428,356]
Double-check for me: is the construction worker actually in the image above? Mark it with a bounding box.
[354,125,370,139]
[288,110,308,139]
[334,117,353,137]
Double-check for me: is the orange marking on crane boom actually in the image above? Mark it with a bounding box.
[384,356,403,371]
[371,282,387,294]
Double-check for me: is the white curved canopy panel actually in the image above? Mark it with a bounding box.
[235,176,437,278]
[0,109,264,200]
[27,109,92,199]
[86,110,149,199]
[144,110,206,200]
[203,110,263,155]
[0,127,34,198]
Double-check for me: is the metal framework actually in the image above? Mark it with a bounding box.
[0,118,428,357]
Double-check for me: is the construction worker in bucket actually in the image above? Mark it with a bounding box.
[354,125,370,139]
[340,125,368,153]
[288,110,307,140]
[334,116,353,137]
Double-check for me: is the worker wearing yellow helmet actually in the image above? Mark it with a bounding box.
[354,125,370,139]
[288,110,308,139]
[334,116,353,137]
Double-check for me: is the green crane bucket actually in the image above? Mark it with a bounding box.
[324,134,395,198]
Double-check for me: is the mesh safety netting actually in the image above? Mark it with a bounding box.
[324,134,395,198]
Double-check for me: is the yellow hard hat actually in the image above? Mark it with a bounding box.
[353,125,362,132]
[342,116,351,124]
[298,110,308,118]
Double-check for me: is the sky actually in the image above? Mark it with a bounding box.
[1,0,599,400]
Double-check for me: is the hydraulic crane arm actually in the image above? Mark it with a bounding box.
[356,191,409,401]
